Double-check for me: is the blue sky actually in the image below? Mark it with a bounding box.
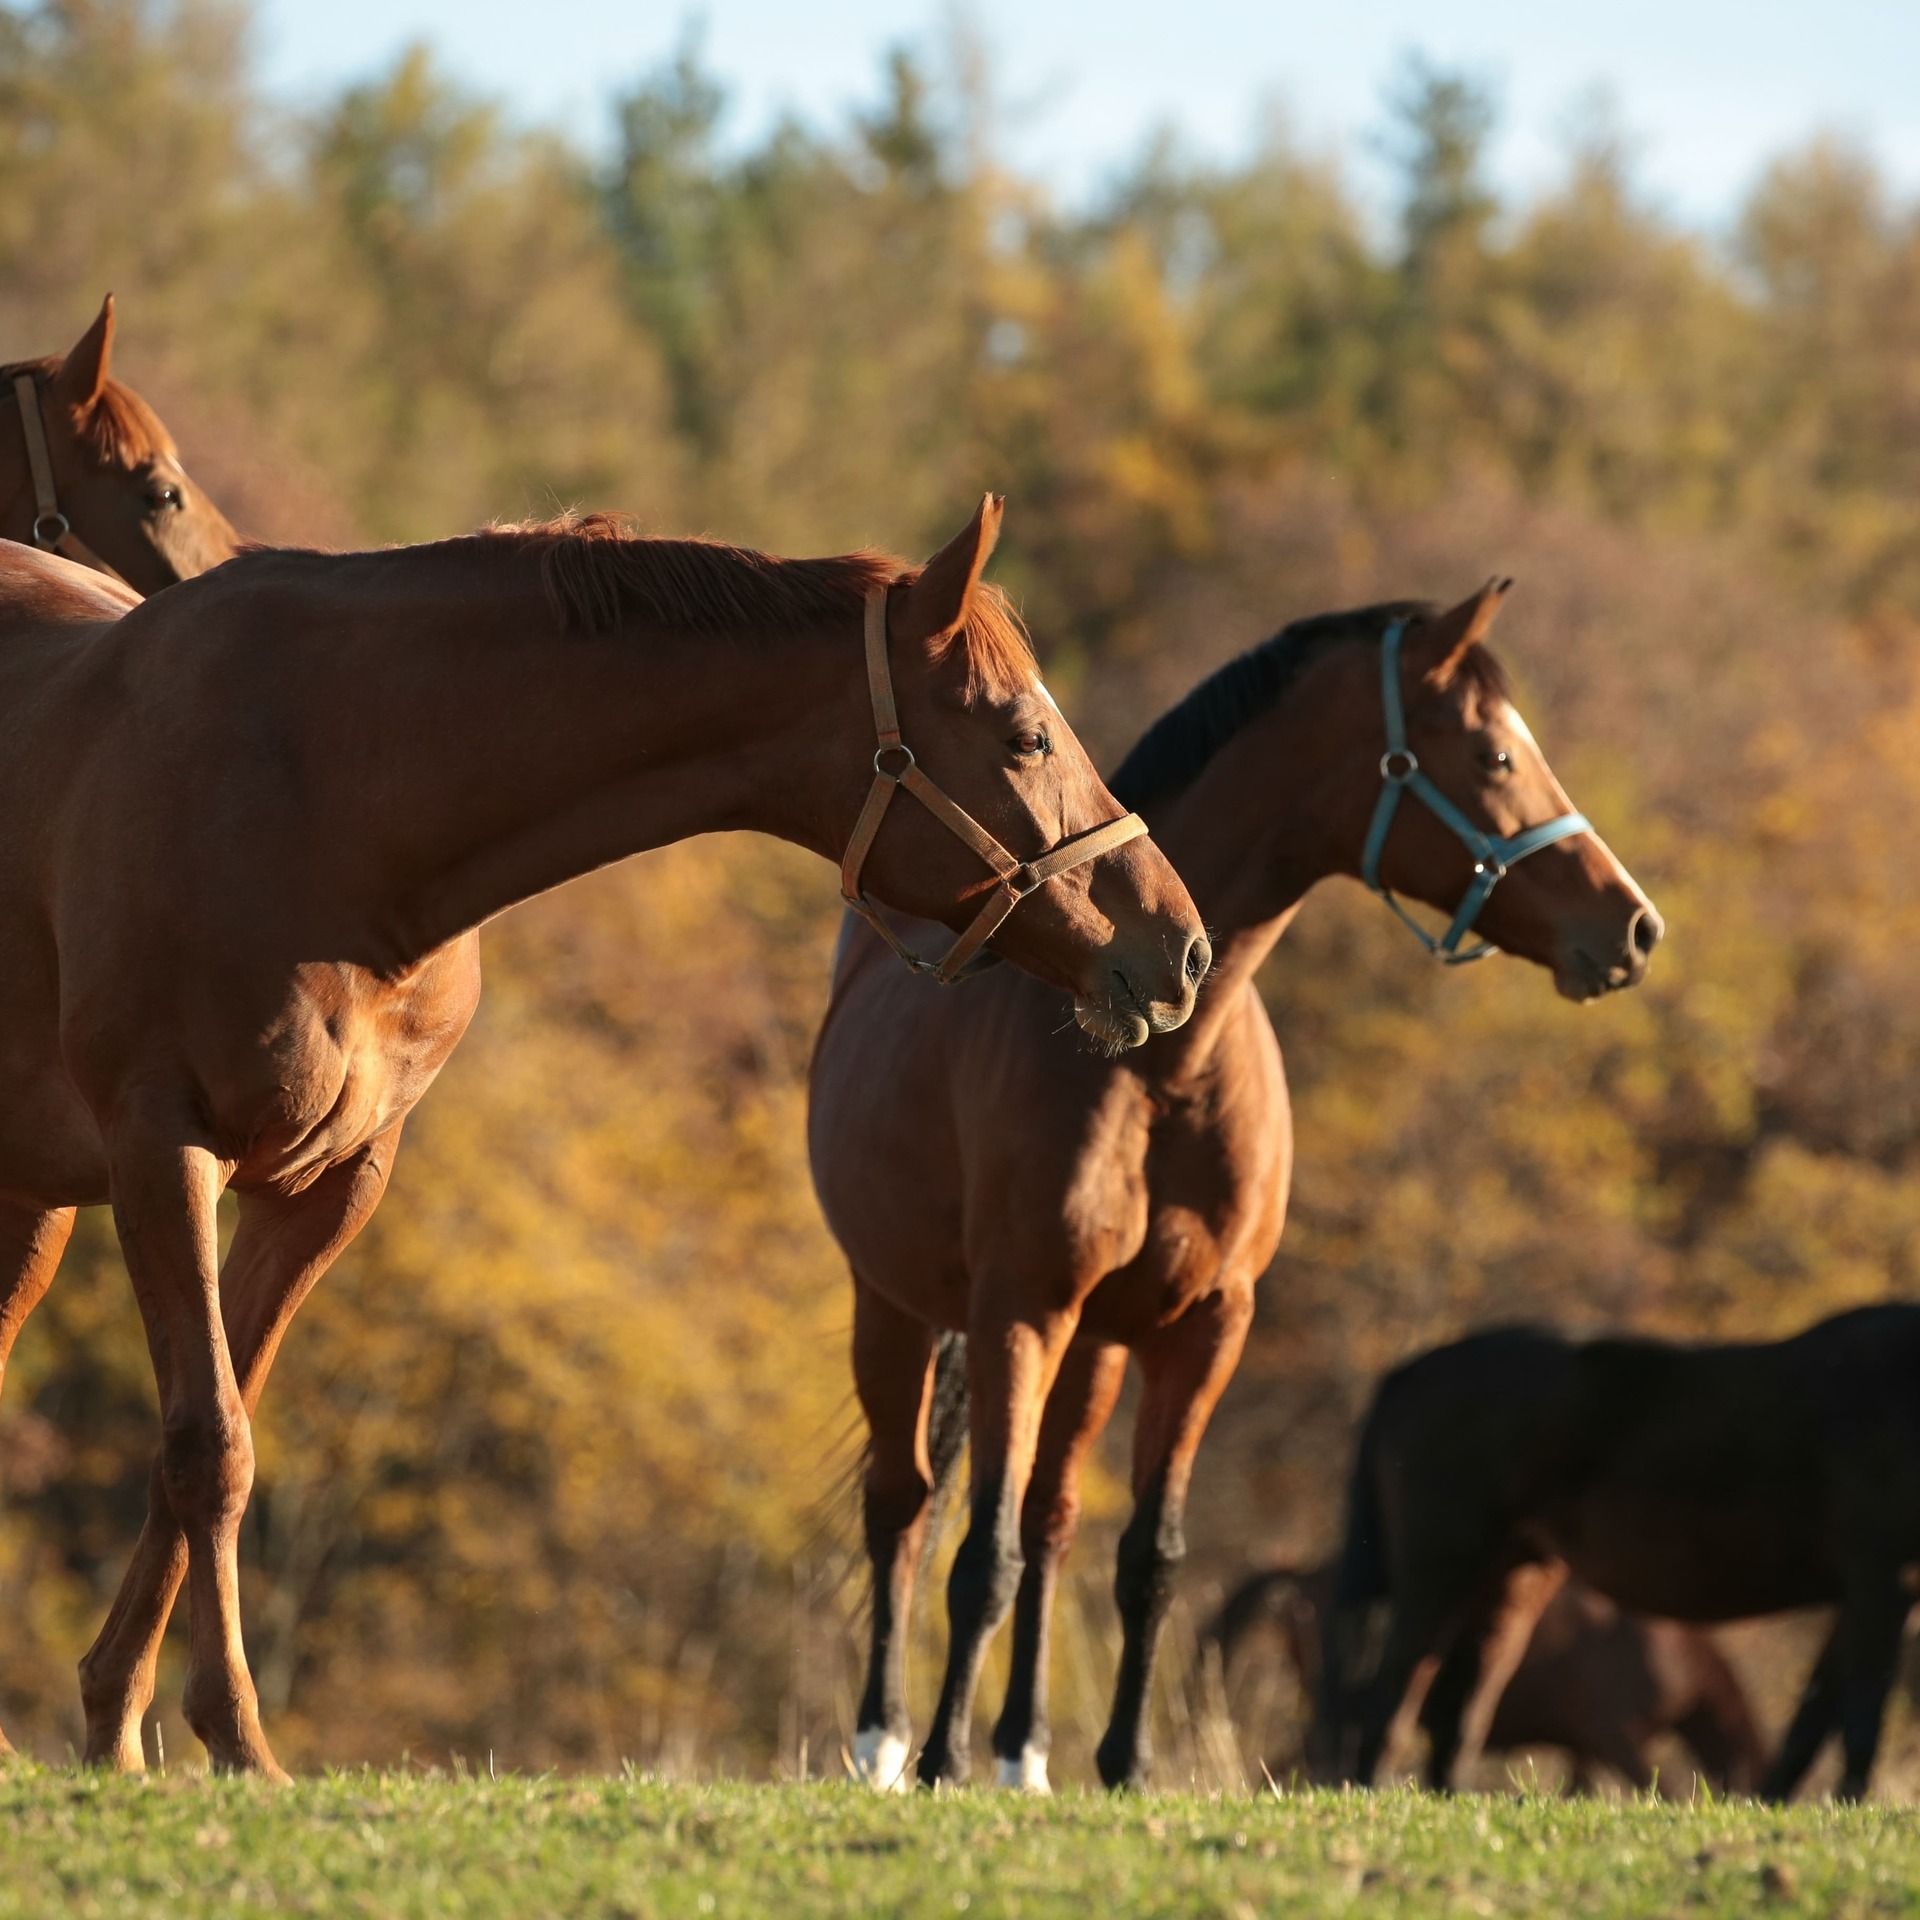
[256,1,1920,228]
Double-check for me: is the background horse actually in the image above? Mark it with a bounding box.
[1212,1559,1764,1793]
[0,495,1204,1779]
[810,582,1659,1792]
[0,296,238,592]
[1317,1306,1920,1801]
[0,316,243,1762]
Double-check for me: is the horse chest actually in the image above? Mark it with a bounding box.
[1076,1121,1276,1341]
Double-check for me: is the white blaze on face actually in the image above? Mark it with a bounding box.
[1035,679,1062,716]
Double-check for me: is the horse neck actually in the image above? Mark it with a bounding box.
[265,546,866,968]
[0,390,36,541]
[1129,655,1374,1078]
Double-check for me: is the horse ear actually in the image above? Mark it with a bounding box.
[897,493,1005,645]
[1410,576,1513,687]
[56,294,116,412]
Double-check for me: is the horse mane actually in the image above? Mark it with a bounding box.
[1109,600,1513,812]
[484,512,1036,701]
[0,357,177,467]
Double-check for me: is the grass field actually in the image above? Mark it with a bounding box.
[3,1769,1916,1919]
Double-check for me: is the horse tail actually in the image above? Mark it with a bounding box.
[1311,1410,1392,1777]
[1334,1409,1390,1611]
[917,1331,971,1575]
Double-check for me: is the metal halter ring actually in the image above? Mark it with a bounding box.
[31,510,70,550]
[1380,747,1419,782]
[873,742,916,778]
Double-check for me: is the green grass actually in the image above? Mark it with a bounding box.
[2,1769,1917,1919]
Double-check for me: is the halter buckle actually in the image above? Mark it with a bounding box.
[873,741,915,779]
[31,509,70,550]
[1380,747,1418,782]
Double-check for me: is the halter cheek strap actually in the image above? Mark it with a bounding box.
[1360,617,1590,964]
[10,373,129,587]
[840,585,1150,985]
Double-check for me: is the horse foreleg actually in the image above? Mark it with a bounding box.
[80,1123,402,1774]
[849,1279,936,1792]
[1095,1290,1252,1791]
[917,1305,1078,1788]
[0,1202,77,1758]
[990,1339,1126,1792]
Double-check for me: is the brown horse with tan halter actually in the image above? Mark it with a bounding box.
[1,296,239,592]
[0,492,1205,1778]
[1212,1560,1764,1794]
[1316,1307,1920,1802]
[810,584,1660,1791]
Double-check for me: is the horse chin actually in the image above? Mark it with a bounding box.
[1074,999,1151,1053]
[1552,957,1609,1004]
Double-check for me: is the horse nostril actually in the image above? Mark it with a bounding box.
[1184,934,1212,991]
[1630,908,1663,959]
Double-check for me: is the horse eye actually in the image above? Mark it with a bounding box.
[147,481,182,511]
[1009,730,1050,759]
[1481,748,1513,776]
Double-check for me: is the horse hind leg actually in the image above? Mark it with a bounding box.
[0,1202,77,1759]
[991,1339,1126,1792]
[1095,1292,1252,1792]
[80,1123,402,1775]
[848,1279,936,1793]
[1419,1561,1564,1790]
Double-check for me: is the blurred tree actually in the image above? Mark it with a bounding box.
[0,0,1918,1781]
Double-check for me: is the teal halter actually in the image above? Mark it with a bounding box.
[1360,618,1591,964]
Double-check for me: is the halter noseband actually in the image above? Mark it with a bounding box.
[10,372,128,587]
[1360,617,1590,964]
[840,585,1150,985]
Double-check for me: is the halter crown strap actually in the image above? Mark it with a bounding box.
[1360,617,1590,964]
[840,584,1149,985]
[10,373,128,587]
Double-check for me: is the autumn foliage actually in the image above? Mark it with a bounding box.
[1,1,1918,1777]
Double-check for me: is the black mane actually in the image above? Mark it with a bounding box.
[1109,601,1432,813]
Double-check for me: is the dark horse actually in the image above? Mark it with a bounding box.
[811,582,1660,1791]
[1318,1306,1920,1801]
[0,493,1205,1777]
[1213,1560,1763,1793]
[1,295,239,592]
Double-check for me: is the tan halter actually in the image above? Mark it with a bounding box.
[840,585,1150,985]
[11,373,127,586]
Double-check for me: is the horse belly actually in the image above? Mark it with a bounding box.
[1550,1487,1834,1621]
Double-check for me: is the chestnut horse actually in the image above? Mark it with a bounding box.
[2,296,239,592]
[0,494,1205,1778]
[810,584,1660,1791]
[1212,1560,1764,1794]
[1316,1307,1920,1801]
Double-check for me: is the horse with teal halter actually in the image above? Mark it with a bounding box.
[1361,617,1592,962]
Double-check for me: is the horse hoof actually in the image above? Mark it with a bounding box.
[994,1746,1052,1794]
[1095,1739,1148,1792]
[850,1728,912,1793]
[916,1749,969,1791]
